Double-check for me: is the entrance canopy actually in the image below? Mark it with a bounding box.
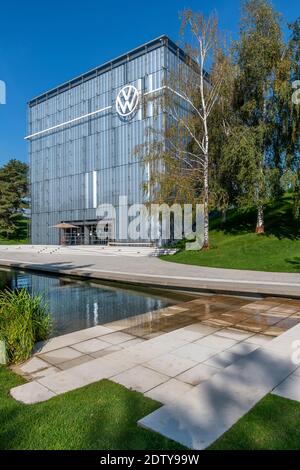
[52,222,78,229]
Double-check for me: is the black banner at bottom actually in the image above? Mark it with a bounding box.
[0,450,298,466]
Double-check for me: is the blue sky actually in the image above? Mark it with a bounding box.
[0,0,298,166]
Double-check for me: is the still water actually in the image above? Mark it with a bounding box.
[0,268,176,337]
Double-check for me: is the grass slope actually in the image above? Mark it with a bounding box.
[162,193,300,272]
[0,238,27,245]
[0,366,184,450]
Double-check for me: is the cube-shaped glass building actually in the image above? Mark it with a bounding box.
[27,35,186,245]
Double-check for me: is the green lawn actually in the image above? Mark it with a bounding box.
[0,238,28,245]
[161,193,300,272]
[0,366,184,450]
[210,394,300,450]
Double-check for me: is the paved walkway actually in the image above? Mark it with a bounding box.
[9,294,300,449]
[139,324,300,449]
[12,294,300,384]
[1,245,300,297]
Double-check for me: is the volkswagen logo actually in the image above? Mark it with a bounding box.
[116,85,140,118]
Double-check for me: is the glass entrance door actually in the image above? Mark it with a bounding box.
[64,226,84,245]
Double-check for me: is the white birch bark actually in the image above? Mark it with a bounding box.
[256,205,264,233]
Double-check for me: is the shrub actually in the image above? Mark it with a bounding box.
[0,289,51,364]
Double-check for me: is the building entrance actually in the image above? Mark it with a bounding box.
[62,220,114,245]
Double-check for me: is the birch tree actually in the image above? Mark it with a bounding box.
[141,10,228,249]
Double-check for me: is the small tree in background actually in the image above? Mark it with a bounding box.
[233,0,284,233]
[138,1,299,247]
[0,159,28,239]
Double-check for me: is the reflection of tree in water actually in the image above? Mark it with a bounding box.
[0,269,172,337]
[0,269,15,290]
[0,269,31,291]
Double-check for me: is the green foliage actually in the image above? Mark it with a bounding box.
[235,0,283,125]
[211,0,300,231]
[0,289,51,364]
[0,159,28,239]
[138,1,299,241]
[228,1,285,228]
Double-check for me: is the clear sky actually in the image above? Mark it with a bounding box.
[0,0,298,166]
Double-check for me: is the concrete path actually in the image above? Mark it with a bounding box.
[10,321,269,405]
[9,294,300,448]
[12,294,298,386]
[1,245,300,297]
[138,324,300,450]
[271,326,300,403]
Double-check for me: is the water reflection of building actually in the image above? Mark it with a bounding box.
[3,270,170,336]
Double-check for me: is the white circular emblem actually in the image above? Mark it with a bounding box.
[116,85,140,117]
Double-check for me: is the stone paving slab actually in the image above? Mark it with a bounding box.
[204,350,241,369]
[173,343,217,363]
[272,374,300,402]
[244,334,273,346]
[226,342,259,356]
[10,381,56,404]
[144,378,194,404]
[145,353,197,377]
[176,363,219,386]
[263,324,300,354]
[58,355,92,370]
[14,357,50,375]
[72,338,110,354]
[112,365,169,393]
[148,334,189,350]
[194,334,238,352]
[31,366,60,379]
[138,327,300,449]
[100,332,137,345]
[293,366,300,377]
[39,347,83,365]
[38,353,136,395]
[34,325,114,354]
[119,338,146,348]
[38,368,94,394]
[89,345,123,358]
[121,340,181,364]
[168,324,220,342]
[214,328,254,342]
[219,348,297,391]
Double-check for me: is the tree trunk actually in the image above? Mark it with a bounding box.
[203,155,209,249]
[255,206,265,234]
[221,209,227,224]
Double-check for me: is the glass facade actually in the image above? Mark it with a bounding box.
[28,36,185,244]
